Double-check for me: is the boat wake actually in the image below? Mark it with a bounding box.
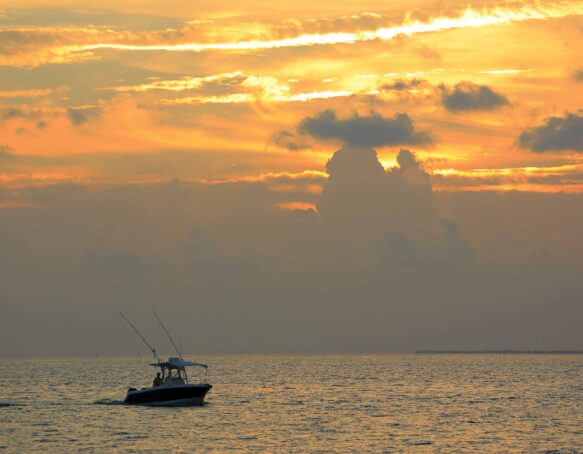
[93,399,126,406]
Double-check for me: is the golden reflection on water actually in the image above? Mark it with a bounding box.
[0,355,581,452]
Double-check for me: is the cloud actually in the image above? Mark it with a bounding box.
[45,4,583,56]
[386,149,432,200]
[381,219,472,266]
[0,105,55,132]
[318,146,434,231]
[572,68,583,82]
[273,12,389,38]
[431,163,583,191]
[380,78,429,92]
[316,144,473,269]
[108,71,246,93]
[0,29,69,56]
[518,111,583,152]
[0,88,52,98]
[0,144,15,159]
[0,28,99,67]
[290,207,318,223]
[122,71,358,105]
[440,82,509,112]
[1,175,582,355]
[67,106,102,126]
[317,145,389,226]
[0,8,182,29]
[2,2,580,68]
[1,107,27,120]
[272,130,311,151]
[67,108,88,125]
[2,2,583,356]
[299,110,432,148]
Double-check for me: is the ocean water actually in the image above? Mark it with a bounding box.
[0,355,581,452]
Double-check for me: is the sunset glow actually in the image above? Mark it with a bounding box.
[1,0,581,195]
[1,0,583,403]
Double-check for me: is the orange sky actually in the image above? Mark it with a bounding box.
[1,1,583,356]
[0,0,582,191]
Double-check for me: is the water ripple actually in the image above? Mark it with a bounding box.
[0,355,581,452]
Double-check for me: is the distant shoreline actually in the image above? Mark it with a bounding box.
[415,350,583,354]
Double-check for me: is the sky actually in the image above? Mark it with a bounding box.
[0,0,582,356]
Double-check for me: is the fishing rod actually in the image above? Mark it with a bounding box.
[152,310,183,360]
[119,312,161,364]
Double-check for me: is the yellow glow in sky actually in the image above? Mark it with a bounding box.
[0,0,581,192]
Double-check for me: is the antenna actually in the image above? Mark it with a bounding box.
[119,312,161,364]
[153,310,183,360]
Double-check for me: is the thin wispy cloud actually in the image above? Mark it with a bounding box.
[0,88,53,98]
[15,2,580,67]
[433,163,583,192]
[107,71,246,92]
[478,69,532,75]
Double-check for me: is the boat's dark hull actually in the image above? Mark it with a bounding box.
[124,384,212,406]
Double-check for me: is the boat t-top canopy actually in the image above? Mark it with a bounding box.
[150,357,208,369]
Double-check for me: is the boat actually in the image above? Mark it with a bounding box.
[124,357,212,406]
[118,311,212,407]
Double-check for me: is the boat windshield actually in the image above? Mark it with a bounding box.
[163,367,185,383]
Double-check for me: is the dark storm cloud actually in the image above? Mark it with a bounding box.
[440,82,509,112]
[299,110,432,148]
[518,111,583,152]
[572,68,583,82]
